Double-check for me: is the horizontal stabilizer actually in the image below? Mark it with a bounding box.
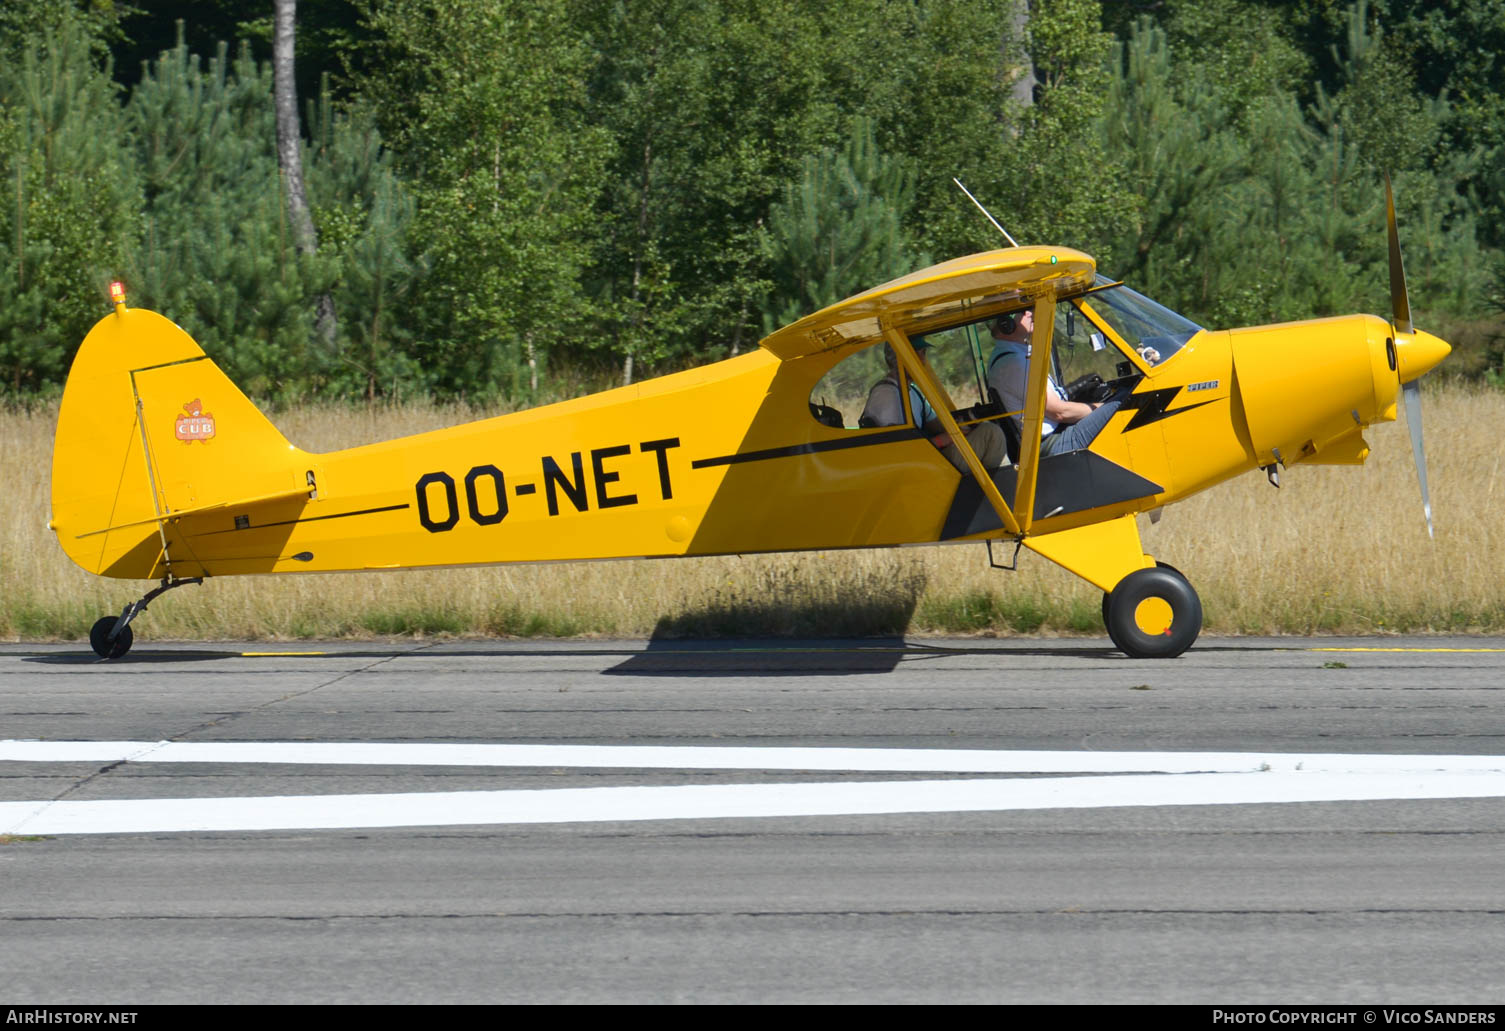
[74,484,314,540]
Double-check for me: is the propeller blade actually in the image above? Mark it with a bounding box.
[1402,380,1433,538]
[1385,172,1413,335]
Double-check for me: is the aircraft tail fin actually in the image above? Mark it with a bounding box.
[50,304,311,579]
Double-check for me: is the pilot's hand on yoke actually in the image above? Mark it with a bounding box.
[956,400,1002,422]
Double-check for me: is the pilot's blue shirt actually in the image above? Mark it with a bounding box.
[908,383,936,430]
[987,341,1059,437]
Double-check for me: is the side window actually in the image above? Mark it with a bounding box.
[806,323,995,429]
[808,344,893,430]
[912,324,990,409]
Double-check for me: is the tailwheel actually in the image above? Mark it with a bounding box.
[1104,566,1202,659]
[89,616,134,660]
[86,577,203,661]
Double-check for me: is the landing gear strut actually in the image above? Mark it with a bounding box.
[1102,564,1202,659]
[89,577,203,659]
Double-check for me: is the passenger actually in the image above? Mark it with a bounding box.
[986,311,1126,457]
[860,339,1008,472]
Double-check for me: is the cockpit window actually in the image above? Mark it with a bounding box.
[804,276,1201,429]
[1078,276,1202,366]
[808,327,992,430]
[1054,298,1135,387]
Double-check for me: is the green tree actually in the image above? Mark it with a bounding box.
[304,86,419,400]
[122,36,334,398]
[359,0,608,400]
[849,0,1032,271]
[1120,0,1310,127]
[971,0,1134,265]
[578,0,1028,378]
[0,0,128,62]
[110,1,373,105]
[1098,17,1258,324]
[761,119,926,333]
[0,17,139,394]
[577,0,849,379]
[1095,2,1490,330]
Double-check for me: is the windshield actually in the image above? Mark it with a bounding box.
[1078,277,1202,366]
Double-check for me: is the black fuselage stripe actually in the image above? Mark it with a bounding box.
[691,427,924,469]
[193,503,411,536]
[1120,397,1216,432]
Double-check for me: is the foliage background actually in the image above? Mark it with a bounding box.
[2,0,1502,403]
[4,0,1504,641]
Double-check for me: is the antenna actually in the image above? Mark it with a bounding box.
[953,178,1019,247]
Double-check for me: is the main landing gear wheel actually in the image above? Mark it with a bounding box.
[89,616,134,660]
[1103,566,1202,659]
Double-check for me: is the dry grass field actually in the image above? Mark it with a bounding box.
[4,383,1502,643]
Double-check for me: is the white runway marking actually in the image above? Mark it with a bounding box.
[3,741,1504,835]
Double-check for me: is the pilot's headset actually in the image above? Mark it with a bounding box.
[882,338,931,369]
[989,312,1030,374]
[990,313,1029,357]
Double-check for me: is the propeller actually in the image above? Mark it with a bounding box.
[1385,173,1437,539]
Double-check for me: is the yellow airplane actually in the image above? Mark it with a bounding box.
[51,181,1449,659]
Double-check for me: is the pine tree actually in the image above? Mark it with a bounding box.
[761,118,925,333]
[0,17,139,395]
[359,0,608,401]
[303,84,419,401]
[122,35,332,399]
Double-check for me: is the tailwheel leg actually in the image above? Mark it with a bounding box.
[89,577,204,660]
[1104,565,1202,659]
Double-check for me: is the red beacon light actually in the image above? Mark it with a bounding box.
[109,280,127,313]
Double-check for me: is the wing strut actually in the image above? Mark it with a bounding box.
[881,324,1021,538]
[1011,294,1055,533]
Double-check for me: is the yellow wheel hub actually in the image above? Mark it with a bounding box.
[1132,596,1174,636]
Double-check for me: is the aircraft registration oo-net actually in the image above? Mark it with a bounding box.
[50,182,1449,661]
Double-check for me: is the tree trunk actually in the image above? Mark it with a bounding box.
[624,138,653,386]
[274,0,337,344]
[1010,0,1036,109]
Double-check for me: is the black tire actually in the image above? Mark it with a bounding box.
[1104,566,1202,659]
[89,616,133,660]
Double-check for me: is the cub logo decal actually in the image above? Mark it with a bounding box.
[175,399,216,443]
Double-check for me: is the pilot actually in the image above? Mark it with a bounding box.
[986,310,1126,457]
[859,339,1008,472]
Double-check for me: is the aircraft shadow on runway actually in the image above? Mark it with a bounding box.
[23,635,1293,670]
[25,649,244,665]
[599,638,1136,677]
[602,637,911,676]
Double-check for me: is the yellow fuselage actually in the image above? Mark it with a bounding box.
[51,295,1446,588]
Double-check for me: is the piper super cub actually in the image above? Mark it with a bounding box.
[51,180,1448,659]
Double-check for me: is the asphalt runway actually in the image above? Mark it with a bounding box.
[3,636,1504,1004]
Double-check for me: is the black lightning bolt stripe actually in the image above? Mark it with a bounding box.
[1117,386,1216,432]
[691,426,924,469]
